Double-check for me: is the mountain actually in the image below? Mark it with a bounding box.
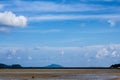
[45,64,63,68]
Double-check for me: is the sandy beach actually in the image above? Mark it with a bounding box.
[0,69,120,80]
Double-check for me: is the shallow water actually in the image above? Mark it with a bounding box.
[59,74,119,80]
[0,74,119,80]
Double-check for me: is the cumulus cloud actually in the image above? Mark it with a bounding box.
[96,48,109,58]
[96,44,120,58]
[0,11,27,27]
[4,48,18,60]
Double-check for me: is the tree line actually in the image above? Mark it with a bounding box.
[110,63,120,68]
[0,63,22,69]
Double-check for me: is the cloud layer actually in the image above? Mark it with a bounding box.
[0,11,27,27]
[29,14,120,21]
[0,44,120,67]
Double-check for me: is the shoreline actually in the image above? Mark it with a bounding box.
[0,69,120,80]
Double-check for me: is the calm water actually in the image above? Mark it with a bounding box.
[0,74,120,80]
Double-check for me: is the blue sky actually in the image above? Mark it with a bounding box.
[0,0,120,67]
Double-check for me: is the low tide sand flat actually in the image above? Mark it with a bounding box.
[0,69,120,80]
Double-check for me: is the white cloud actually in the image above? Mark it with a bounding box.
[0,44,120,66]
[8,48,17,55]
[29,14,120,21]
[11,0,120,14]
[111,51,118,57]
[1,44,120,59]
[96,44,120,58]
[29,14,120,27]
[0,11,27,27]
[96,48,109,58]
[3,0,119,27]
[12,1,104,12]
[34,44,120,60]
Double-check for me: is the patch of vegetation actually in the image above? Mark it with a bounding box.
[110,63,120,68]
[0,63,22,69]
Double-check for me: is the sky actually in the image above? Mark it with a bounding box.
[0,0,120,67]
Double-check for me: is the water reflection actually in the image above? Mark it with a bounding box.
[0,74,119,80]
[59,74,119,80]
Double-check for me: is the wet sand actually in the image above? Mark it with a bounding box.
[0,69,120,80]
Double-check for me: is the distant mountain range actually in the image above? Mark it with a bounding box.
[0,63,63,69]
[0,63,120,69]
[45,64,63,68]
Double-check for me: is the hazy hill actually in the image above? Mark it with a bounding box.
[45,64,63,68]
